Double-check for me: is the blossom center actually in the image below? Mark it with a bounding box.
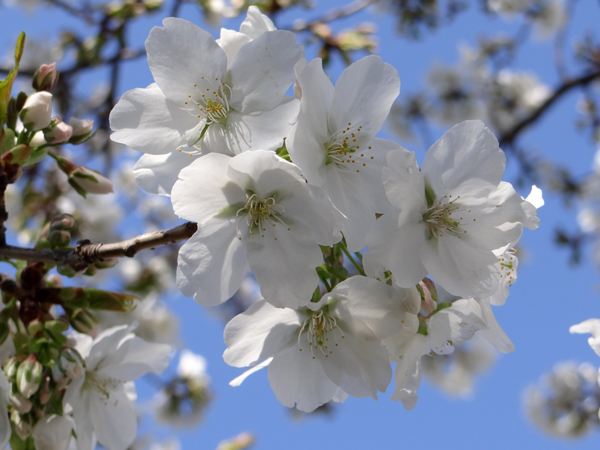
[422,194,467,239]
[498,248,518,287]
[236,192,286,238]
[183,77,232,150]
[324,123,374,174]
[83,371,121,402]
[298,308,345,359]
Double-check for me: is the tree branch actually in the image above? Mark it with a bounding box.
[0,222,198,271]
[499,69,600,147]
[290,0,378,32]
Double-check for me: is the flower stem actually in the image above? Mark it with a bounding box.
[340,243,366,276]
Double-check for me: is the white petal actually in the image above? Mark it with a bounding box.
[423,120,506,198]
[239,6,276,38]
[217,29,252,66]
[268,344,339,412]
[33,415,75,450]
[320,319,392,400]
[97,334,171,381]
[0,337,15,363]
[570,318,600,336]
[382,148,426,211]
[134,151,198,196]
[427,298,488,355]
[223,300,301,367]
[110,84,200,155]
[477,298,515,353]
[229,357,273,387]
[280,183,344,247]
[176,219,249,306]
[89,383,137,450]
[213,97,298,155]
[245,222,322,308]
[86,325,132,371]
[364,212,429,286]
[226,150,304,197]
[526,185,544,209]
[286,58,335,186]
[228,31,303,113]
[420,235,500,299]
[390,334,430,409]
[172,153,245,225]
[146,18,227,105]
[332,276,420,340]
[328,55,400,137]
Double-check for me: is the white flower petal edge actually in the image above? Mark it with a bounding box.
[63,325,171,450]
[223,276,419,412]
[172,150,344,307]
[570,319,600,357]
[365,120,539,299]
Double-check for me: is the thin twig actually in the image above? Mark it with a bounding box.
[45,0,96,24]
[0,222,198,271]
[499,69,600,147]
[290,0,378,32]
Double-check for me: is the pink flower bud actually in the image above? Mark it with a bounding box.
[43,117,73,144]
[33,63,59,92]
[68,117,94,144]
[20,92,52,131]
[69,166,114,196]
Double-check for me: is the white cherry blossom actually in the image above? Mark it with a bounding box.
[389,298,490,409]
[364,120,540,299]
[63,326,171,450]
[223,276,420,412]
[171,150,344,308]
[287,56,400,251]
[110,13,303,195]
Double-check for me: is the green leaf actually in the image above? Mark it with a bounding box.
[22,147,47,166]
[0,32,25,128]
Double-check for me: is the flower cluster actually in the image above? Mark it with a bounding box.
[110,7,542,413]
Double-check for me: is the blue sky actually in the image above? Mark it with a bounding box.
[3,0,600,448]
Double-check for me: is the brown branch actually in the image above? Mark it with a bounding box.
[291,0,378,32]
[0,222,198,271]
[499,69,600,147]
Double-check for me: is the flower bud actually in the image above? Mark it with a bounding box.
[43,117,73,144]
[4,357,20,381]
[68,117,94,144]
[67,308,99,337]
[32,63,59,92]
[1,144,31,166]
[46,274,62,288]
[50,213,76,231]
[9,391,32,414]
[48,230,71,248]
[39,377,51,405]
[68,166,114,196]
[17,355,43,398]
[30,131,46,147]
[11,410,33,440]
[27,320,44,338]
[19,92,52,131]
